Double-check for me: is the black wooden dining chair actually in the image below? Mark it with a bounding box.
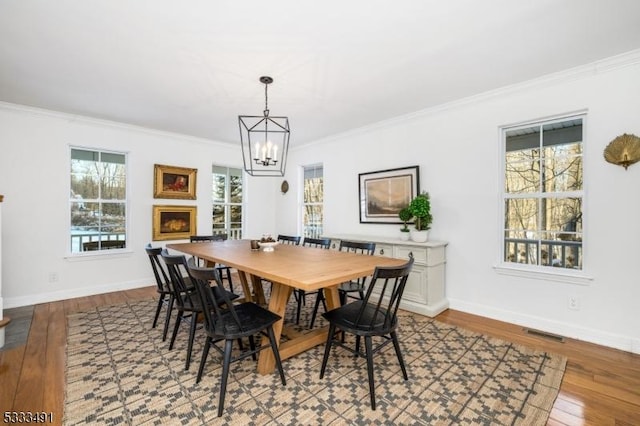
[145,244,174,341]
[189,234,235,294]
[337,240,376,305]
[319,257,414,410]
[296,237,331,328]
[277,234,301,245]
[187,261,286,417]
[161,250,239,370]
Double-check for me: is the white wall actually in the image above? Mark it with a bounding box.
[1,51,638,354]
[278,52,640,353]
[0,104,275,307]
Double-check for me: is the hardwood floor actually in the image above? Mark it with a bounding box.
[1,287,639,425]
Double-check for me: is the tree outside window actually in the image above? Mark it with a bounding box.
[212,165,243,239]
[303,165,323,238]
[503,116,583,269]
[70,148,127,253]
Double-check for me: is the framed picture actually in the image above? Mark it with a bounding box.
[358,165,419,224]
[154,164,197,199]
[152,205,197,241]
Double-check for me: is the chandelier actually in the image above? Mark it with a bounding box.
[238,76,290,177]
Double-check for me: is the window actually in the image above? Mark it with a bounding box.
[70,148,127,253]
[212,165,243,239]
[502,116,583,270]
[302,164,323,238]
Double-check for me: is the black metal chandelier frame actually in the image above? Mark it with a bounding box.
[239,76,290,177]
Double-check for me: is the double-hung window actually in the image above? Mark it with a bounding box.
[70,148,127,253]
[302,164,323,238]
[212,165,243,239]
[502,115,584,270]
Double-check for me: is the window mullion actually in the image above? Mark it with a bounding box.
[502,115,584,270]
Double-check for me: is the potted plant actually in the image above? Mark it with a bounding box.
[398,207,412,241]
[407,192,433,242]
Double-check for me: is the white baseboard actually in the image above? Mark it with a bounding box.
[448,298,639,355]
[4,279,153,309]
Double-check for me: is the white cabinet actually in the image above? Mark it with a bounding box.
[326,234,448,317]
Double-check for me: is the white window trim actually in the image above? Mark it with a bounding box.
[493,263,593,286]
[300,163,324,238]
[67,145,131,257]
[495,112,592,284]
[212,165,243,238]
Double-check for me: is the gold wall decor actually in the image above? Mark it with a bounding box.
[154,164,197,199]
[280,180,289,194]
[603,133,640,170]
[152,205,197,241]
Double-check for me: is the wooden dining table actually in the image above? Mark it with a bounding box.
[166,239,406,374]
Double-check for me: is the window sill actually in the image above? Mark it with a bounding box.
[493,264,593,286]
[65,250,133,261]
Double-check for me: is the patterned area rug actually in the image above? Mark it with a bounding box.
[64,298,566,425]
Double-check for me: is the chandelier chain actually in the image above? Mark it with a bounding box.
[264,82,269,117]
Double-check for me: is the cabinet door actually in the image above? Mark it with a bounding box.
[402,264,427,304]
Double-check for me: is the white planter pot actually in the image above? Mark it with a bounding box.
[399,231,410,241]
[410,230,429,243]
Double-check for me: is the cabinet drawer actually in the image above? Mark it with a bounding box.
[375,244,394,258]
[395,246,427,264]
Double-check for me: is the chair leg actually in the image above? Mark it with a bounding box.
[266,326,286,386]
[162,296,174,342]
[196,338,211,383]
[169,312,182,350]
[225,268,234,294]
[391,331,408,380]
[152,296,164,328]
[309,291,324,329]
[364,336,376,410]
[296,290,304,325]
[319,324,336,379]
[185,314,198,370]
[248,335,257,361]
[217,339,234,417]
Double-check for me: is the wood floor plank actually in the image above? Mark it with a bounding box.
[0,345,26,411]
[42,300,65,426]
[12,304,49,412]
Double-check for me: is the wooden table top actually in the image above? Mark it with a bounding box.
[166,239,406,291]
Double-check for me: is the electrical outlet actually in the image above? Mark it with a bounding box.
[568,296,580,311]
[48,272,59,283]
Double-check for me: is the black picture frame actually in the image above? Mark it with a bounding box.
[358,165,419,224]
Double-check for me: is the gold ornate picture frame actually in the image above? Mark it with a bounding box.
[152,205,197,241]
[154,164,197,199]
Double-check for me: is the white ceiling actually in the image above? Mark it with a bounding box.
[1,0,640,146]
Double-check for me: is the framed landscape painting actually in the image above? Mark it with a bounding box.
[154,164,197,199]
[152,205,197,241]
[359,165,419,224]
